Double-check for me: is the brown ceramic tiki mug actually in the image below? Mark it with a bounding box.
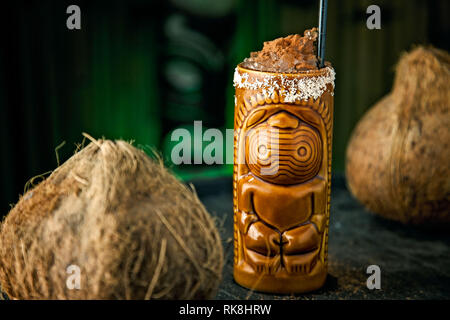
[233,62,335,293]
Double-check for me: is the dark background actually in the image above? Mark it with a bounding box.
[0,0,449,218]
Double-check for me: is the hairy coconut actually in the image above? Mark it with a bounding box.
[0,137,223,299]
[346,46,450,226]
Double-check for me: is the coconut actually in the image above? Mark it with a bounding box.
[346,46,450,226]
[0,136,223,299]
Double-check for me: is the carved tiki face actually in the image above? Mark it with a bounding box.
[245,110,323,185]
[233,65,335,293]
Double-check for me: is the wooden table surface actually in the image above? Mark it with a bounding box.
[193,174,450,300]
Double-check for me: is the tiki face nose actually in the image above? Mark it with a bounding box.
[267,112,299,129]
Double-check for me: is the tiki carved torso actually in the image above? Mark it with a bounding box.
[233,65,334,293]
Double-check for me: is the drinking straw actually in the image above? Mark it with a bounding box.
[318,0,328,68]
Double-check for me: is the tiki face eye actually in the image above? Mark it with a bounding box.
[298,146,307,157]
[257,144,269,160]
[246,122,323,185]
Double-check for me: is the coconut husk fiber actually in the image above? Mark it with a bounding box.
[0,136,224,299]
[346,46,450,226]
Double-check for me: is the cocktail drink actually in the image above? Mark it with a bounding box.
[233,28,335,293]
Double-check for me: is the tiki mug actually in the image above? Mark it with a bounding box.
[233,64,335,293]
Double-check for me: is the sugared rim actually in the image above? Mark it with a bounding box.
[236,62,333,78]
[234,62,335,102]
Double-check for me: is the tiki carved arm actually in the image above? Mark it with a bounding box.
[236,175,258,235]
[309,177,327,234]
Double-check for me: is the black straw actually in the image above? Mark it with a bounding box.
[318,0,328,68]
